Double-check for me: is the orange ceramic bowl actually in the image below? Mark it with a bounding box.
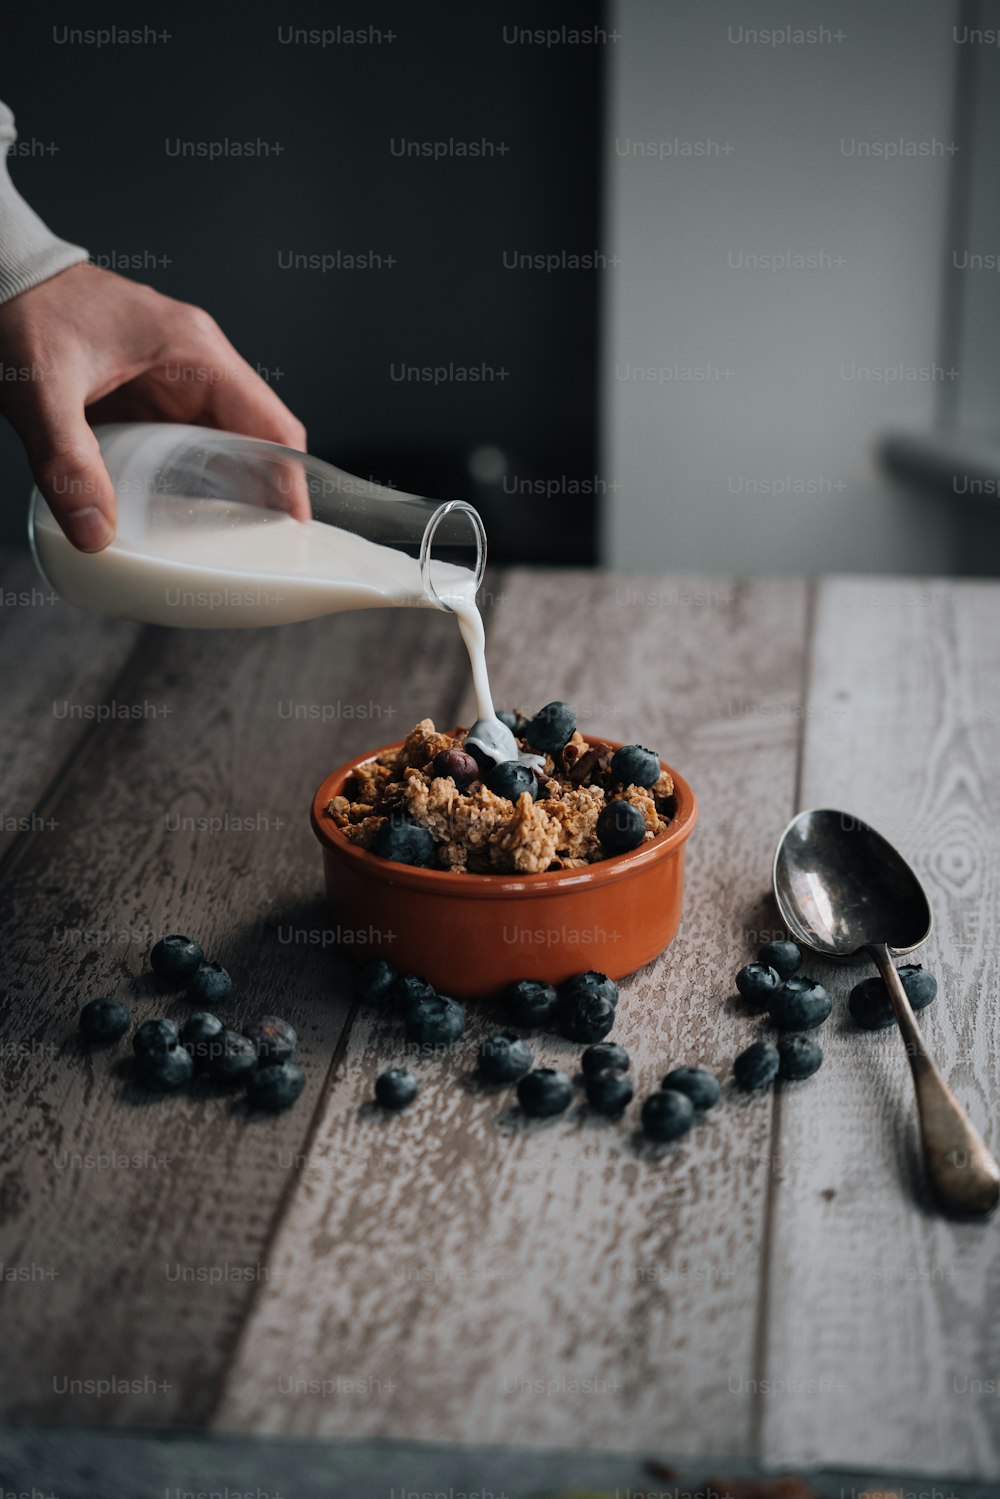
[310,736,698,1000]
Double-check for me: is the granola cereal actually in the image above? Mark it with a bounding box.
[323,717,676,875]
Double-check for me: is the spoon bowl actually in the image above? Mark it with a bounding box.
[773,808,999,1218]
[773,808,931,959]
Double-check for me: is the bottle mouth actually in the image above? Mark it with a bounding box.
[419,500,488,611]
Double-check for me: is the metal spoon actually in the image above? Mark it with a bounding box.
[773,807,1000,1217]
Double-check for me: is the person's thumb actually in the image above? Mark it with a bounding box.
[12,392,116,552]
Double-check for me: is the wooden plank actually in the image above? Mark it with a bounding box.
[760,577,1000,1479]
[0,596,477,1426]
[2,1427,998,1499]
[212,572,810,1455]
[0,547,142,859]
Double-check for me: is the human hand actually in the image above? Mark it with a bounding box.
[0,262,307,550]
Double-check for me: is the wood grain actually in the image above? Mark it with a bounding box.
[760,576,1000,1478]
[0,549,142,860]
[211,572,811,1455]
[0,596,477,1426]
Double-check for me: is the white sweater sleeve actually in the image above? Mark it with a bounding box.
[0,101,89,304]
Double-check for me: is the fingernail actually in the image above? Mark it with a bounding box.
[66,506,114,552]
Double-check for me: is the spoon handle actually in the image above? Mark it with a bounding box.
[868,944,1000,1216]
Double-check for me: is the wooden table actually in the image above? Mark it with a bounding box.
[1,553,998,1487]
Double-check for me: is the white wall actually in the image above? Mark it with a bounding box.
[603,0,959,572]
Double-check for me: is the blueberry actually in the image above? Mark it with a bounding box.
[758,940,802,980]
[248,1062,305,1111]
[661,1066,721,1112]
[136,1046,194,1092]
[206,1029,258,1084]
[768,976,832,1031]
[849,964,937,1031]
[517,1067,574,1118]
[496,710,521,734]
[734,1039,780,1091]
[375,1068,418,1110]
[581,1043,630,1077]
[187,962,233,1006]
[736,963,781,1002]
[641,1089,695,1142]
[560,971,619,1010]
[405,995,466,1046]
[525,701,576,755]
[485,760,539,803]
[777,1033,823,1081]
[556,991,616,1044]
[133,1017,180,1060]
[432,747,480,789]
[597,800,646,855]
[391,973,437,1014]
[79,996,131,1044]
[150,934,203,983]
[610,744,660,788]
[244,1014,298,1065]
[478,1032,534,1083]
[356,958,398,1006]
[585,1068,634,1115]
[370,814,435,867]
[180,1011,224,1069]
[503,978,558,1029]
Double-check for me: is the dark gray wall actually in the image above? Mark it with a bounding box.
[0,2,604,559]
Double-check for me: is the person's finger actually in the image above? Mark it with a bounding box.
[207,359,307,452]
[157,315,312,520]
[201,350,311,520]
[5,377,116,551]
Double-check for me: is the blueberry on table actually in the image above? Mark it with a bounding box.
[432,747,480,789]
[517,1067,574,1118]
[777,1033,823,1081]
[206,1029,258,1084]
[556,990,616,1044]
[610,744,661,788]
[485,760,539,803]
[585,1068,634,1115]
[150,934,204,983]
[244,1015,298,1065]
[136,1046,194,1091]
[187,962,233,1006]
[133,1017,180,1060]
[525,701,577,755]
[248,1062,305,1111]
[404,995,467,1046]
[391,973,437,1014]
[661,1066,721,1112]
[767,976,832,1031]
[758,939,802,980]
[849,964,937,1031]
[355,958,398,1006]
[181,1012,224,1070]
[478,1032,533,1083]
[736,963,781,1002]
[503,978,558,1029]
[581,1042,630,1077]
[560,971,619,1010]
[734,1039,780,1091]
[641,1089,695,1142]
[597,800,647,855]
[79,996,132,1044]
[375,1068,418,1110]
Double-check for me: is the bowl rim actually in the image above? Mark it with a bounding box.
[310,733,698,900]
